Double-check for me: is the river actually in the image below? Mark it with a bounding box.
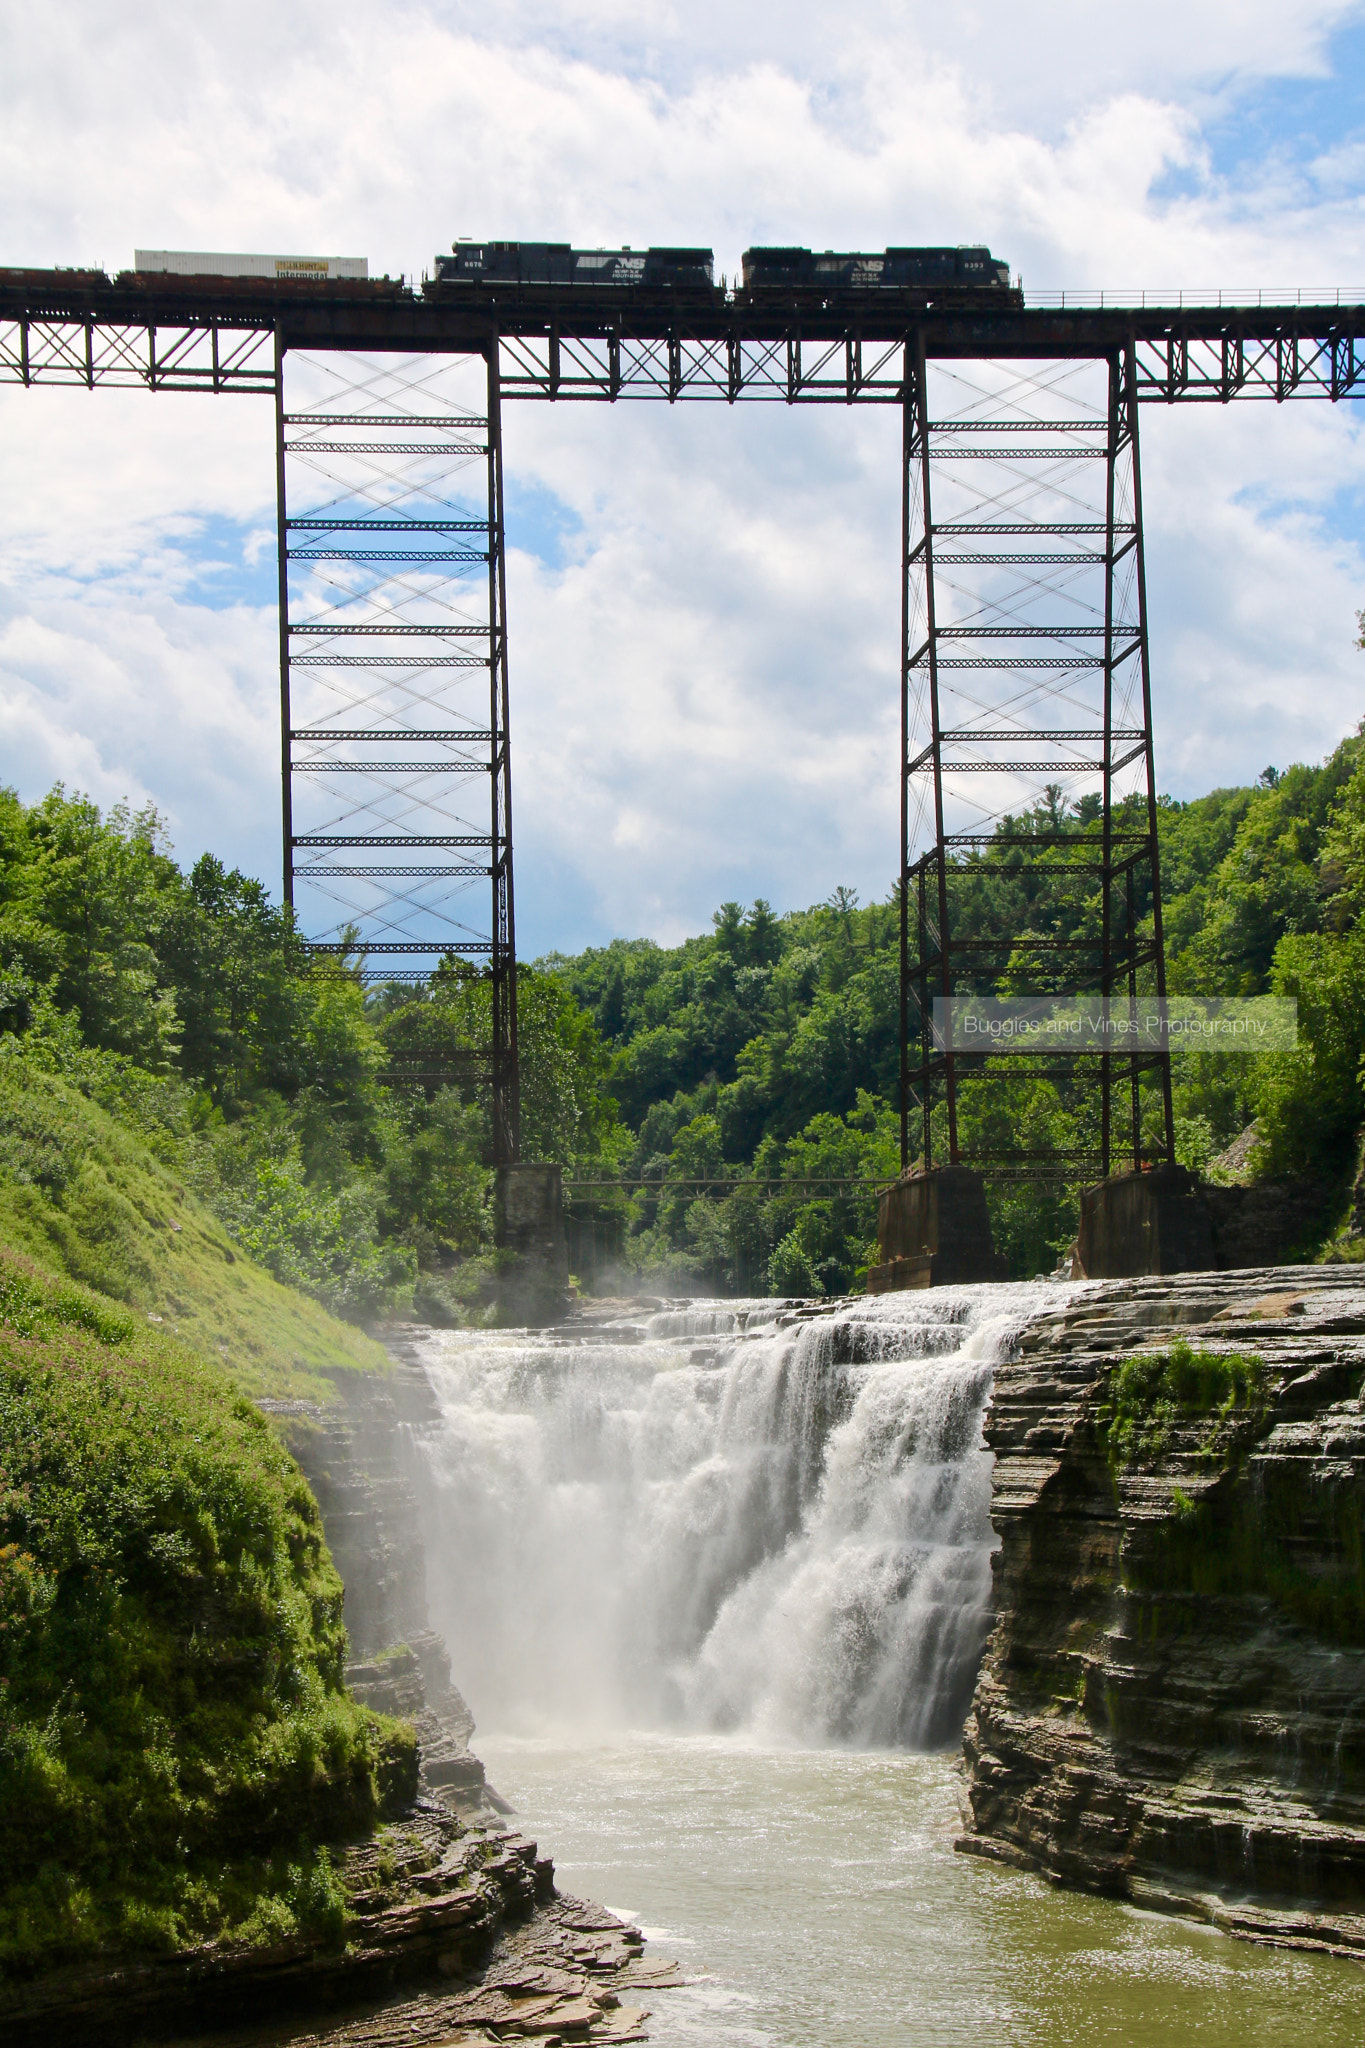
[404,1288,1363,2044]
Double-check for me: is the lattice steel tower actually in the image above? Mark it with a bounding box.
[273,342,519,1163]
[899,336,1175,1179]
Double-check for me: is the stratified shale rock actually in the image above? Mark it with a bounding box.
[160,1888,674,2048]
[347,1636,490,1811]
[265,1357,500,1817]
[960,1267,1365,1958]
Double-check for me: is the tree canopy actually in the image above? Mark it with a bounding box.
[5,716,1365,1302]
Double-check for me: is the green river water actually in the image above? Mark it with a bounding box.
[479,1734,1364,2048]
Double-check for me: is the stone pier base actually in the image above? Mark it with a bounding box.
[1075,1163,1211,1277]
[867,1166,1009,1291]
[494,1163,570,1326]
[1076,1162,1326,1278]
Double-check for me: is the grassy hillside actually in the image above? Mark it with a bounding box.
[0,1246,416,1976]
[0,1049,387,1405]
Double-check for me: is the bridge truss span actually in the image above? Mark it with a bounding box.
[3,276,1364,404]
[4,267,1364,1180]
[0,307,276,393]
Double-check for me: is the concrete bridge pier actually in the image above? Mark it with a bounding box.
[867,1166,1009,1291]
[493,1163,570,1326]
[1074,1162,1324,1277]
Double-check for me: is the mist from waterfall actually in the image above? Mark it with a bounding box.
[408,1285,1064,1749]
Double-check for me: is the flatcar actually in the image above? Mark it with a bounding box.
[0,265,113,286]
[432,242,715,290]
[740,246,1013,294]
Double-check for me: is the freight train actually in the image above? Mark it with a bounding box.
[12,242,1016,306]
[428,241,1018,302]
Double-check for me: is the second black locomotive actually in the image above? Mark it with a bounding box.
[740,246,1012,293]
[432,243,715,290]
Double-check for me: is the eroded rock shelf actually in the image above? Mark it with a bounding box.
[958,1265,1365,1960]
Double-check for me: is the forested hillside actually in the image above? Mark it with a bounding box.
[0,788,618,1320]
[5,714,1365,1304]
[548,722,1365,1285]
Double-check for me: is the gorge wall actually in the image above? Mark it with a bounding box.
[265,1352,498,1816]
[959,1267,1365,1959]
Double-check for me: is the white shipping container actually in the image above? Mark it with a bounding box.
[133,251,368,281]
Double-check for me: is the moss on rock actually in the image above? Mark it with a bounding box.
[1098,1337,1268,1470]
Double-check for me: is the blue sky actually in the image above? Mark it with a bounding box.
[1200,18,1365,184]
[3,0,1365,954]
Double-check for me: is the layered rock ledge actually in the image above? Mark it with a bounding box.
[960,1266,1365,1959]
[0,1802,672,2047]
[170,1889,681,2048]
[264,1355,503,1820]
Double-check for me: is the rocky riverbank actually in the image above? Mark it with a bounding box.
[958,1265,1365,1959]
[1,1802,672,2047]
[159,1886,681,2048]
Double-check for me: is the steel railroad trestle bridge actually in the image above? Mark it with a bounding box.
[5,267,1364,1179]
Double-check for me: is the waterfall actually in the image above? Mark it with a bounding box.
[408,1284,1063,1749]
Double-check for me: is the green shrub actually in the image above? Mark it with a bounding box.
[213,1153,416,1319]
[767,1229,821,1297]
[0,1248,415,1976]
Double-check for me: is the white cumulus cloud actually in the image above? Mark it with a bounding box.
[3,0,1365,952]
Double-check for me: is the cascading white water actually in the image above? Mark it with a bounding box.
[408,1284,1067,1749]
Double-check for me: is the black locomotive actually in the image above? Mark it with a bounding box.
[432,242,715,289]
[740,246,1012,293]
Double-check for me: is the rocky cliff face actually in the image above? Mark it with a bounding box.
[0,1806,552,2047]
[961,1267,1365,1959]
[265,1345,500,1816]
